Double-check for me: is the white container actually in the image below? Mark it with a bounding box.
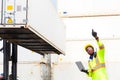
[0,0,66,55]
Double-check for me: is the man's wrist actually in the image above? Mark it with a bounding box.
[95,36,99,40]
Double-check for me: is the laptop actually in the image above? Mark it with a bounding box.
[75,61,85,71]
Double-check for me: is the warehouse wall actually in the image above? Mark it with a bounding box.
[52,16,120,80]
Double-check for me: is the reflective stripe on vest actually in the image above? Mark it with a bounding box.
[92,63,105,72]
[89,56,105,72]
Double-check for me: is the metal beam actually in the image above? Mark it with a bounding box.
[61,13,120,18]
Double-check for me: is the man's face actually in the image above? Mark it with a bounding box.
[86,46,94,55]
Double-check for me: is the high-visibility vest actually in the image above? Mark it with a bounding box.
[88,40,108,80]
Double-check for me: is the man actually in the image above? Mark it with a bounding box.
[81,29,108,80]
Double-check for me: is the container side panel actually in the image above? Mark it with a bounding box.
[28,0,66,54]
[0,0,2,24]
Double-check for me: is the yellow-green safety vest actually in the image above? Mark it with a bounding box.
[88,40,108,80]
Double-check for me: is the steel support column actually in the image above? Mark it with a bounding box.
[3,40,17,80]
[11,43,17,80]
[3,39,10,80]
